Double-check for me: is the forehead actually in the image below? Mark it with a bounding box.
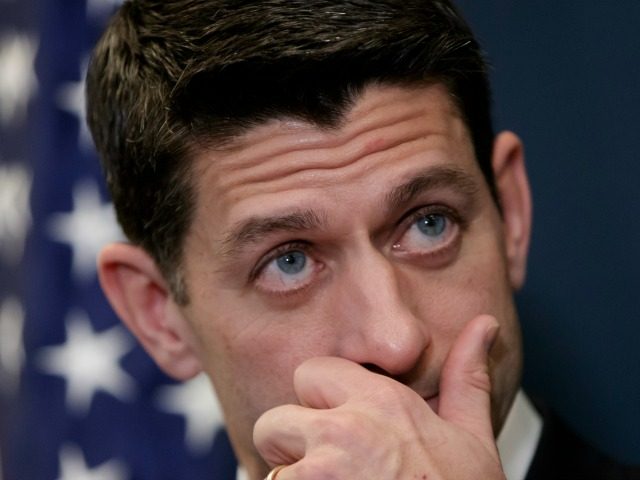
[187,83,482,239]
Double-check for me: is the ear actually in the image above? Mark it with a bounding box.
[97,243,202,380]
[492,131,532,290]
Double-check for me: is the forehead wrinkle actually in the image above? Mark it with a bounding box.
[213,113,439,200]
[202,91,437,187]
[385,166,480,215]
[219,208,326,259]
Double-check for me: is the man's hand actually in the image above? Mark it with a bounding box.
[253,315,506,479]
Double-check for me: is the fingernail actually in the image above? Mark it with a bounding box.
[484,321,500,353]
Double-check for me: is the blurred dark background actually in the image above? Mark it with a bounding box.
[457,1,640,464]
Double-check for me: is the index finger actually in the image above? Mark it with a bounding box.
[293,356,420,411]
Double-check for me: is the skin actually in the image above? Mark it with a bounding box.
[98,83,532,479]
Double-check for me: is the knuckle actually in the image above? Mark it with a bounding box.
[369,377,419,412]
[312,410,363,445]
[366,375,401,400]
[464,365,492,393]
[253,405,287,447]
[442,359,492,394]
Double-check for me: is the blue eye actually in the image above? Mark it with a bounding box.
[393,209,458,258]
[276,251,307,274]
[255,246,319,294]
[416,214,446,237]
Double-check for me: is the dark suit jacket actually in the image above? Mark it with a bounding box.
[526,407,640,480]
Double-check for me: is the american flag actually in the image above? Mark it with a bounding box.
[0,1,238,478]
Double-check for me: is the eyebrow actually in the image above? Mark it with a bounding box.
[220,209,325,259]
[384,166,480,215]
[219,166,479,259]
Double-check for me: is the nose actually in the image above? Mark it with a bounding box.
[332,247,430,377]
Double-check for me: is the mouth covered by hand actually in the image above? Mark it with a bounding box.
[253,314,506,480]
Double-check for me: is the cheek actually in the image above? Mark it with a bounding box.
[192,313,304,455]
[194,301,328,408]
[402,236,519,349]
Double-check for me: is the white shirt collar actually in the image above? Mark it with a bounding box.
[497,390,543,480]
[237,390,543,480]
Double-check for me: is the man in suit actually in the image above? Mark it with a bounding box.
[85,1,638,478]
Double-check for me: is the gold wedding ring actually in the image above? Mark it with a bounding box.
[266,465,287,480]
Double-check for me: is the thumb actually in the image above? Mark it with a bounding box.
[437,314,500,444]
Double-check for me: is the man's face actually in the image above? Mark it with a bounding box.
[177,84,523,470]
